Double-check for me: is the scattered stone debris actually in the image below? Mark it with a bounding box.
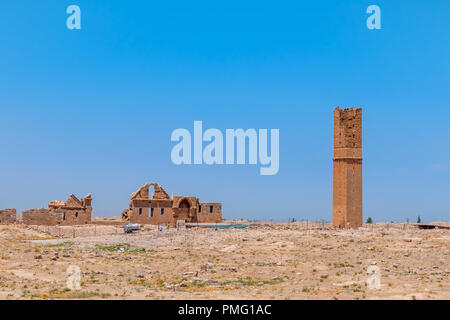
[0,221,448,300]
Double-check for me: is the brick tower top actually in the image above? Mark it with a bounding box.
[333,107,362,149]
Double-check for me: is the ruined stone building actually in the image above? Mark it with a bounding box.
[333,107,363,229]
[122,183,222,226]
[0,209,16,224]
[23,194,92,226]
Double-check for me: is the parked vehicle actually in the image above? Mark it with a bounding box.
[123,223,140,233]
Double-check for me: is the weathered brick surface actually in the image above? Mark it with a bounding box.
[23,194,92,226]
[197,203,223,223]
[333,107,363,229]
[0,209,16,224]
[22,208,59,226]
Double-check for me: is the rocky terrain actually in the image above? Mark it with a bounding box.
[0,221,448,300]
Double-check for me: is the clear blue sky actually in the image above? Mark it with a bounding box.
[0,1,449,222]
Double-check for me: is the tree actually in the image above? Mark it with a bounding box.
[417,216,421,223]
[366,217,373,224]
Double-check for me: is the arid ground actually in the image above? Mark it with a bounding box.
[0,220,448,300]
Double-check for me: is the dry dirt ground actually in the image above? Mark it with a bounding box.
[0,221,448,300]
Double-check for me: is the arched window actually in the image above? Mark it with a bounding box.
[179,199,191,209]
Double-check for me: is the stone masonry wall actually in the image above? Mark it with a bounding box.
[333,107,363,229]
[22,208,60,226]
[0,209,17,224]
[197,203,222,223]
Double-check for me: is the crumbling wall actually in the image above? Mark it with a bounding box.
[23,194,93,226]
[123,183,223,226]
[22,208,60,226]
[52,194,92,225]
[150,183,170,200]
[145,203,175,225]
[125,183,175,225]
[122,209,132,222]
[130,184,150,202]
[57,208,91,225]
[197,203,222,223]
[0,209,17,224]
[130,200,174,225]
[333,107,363,229]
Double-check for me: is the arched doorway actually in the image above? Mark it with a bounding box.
[178,198,191,221]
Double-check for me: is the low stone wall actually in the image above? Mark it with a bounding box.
[0,209,17,224]
[22,209,60,226]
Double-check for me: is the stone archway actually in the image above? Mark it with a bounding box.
[179,199,191,209]
[177,198,192,221]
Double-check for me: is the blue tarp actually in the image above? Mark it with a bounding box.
[210,225,249,229]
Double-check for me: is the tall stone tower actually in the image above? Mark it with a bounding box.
[333,107,362,228]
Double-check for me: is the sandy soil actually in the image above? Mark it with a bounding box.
[0,221,448,300]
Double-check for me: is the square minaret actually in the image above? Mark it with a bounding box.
[333,107,363,228]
